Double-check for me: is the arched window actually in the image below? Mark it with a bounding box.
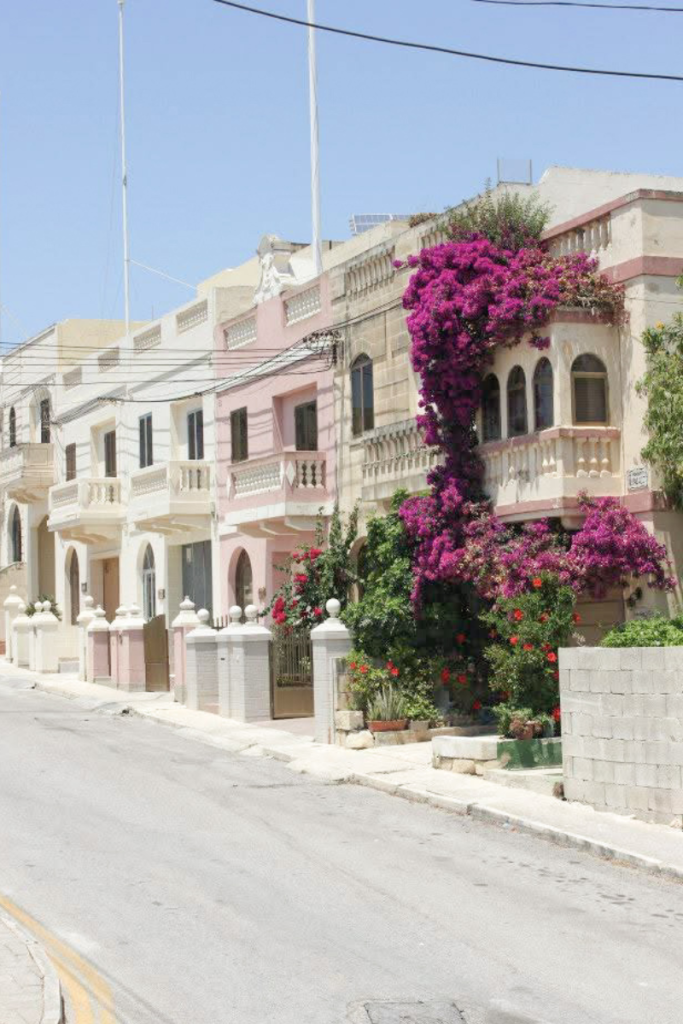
[10,507,21,563]
[572,355,608,425]
[533,358,554,431]
[40,399,51,444]
[68,551,80,626]
[351,355,374,436]
[481,374,501,442]
[507,367,528,437]
[8,408,16,449]
[142,545,156,622]
[235,550,253,613]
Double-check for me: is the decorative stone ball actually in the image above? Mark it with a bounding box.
[325,598,341,619]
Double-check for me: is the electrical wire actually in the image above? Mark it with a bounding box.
[211,0,683,81]
[472,0,683,10]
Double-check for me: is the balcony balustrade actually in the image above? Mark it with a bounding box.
[224,451,329,537]
[361,420,441,503]
[130,461,212,535]
[0,444,55,503]
[48,477,124,543]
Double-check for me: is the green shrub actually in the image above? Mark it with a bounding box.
[602,615,683,648]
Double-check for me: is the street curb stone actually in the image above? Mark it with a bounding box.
[0,912,63,1024]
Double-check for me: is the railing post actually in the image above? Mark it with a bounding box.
[88,607,112,684]
[311,598,352,744]
[185,610,218,712]
[76,596,95,681]
[4,585,23,662]
[216,605,242,718]
[222,605,272,723]
[12,602,31,668]
[34,600,59,674]
[171,596,200,704]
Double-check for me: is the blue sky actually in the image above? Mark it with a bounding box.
[0,0,679,345]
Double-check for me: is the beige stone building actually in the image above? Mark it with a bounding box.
[331,167,683,635]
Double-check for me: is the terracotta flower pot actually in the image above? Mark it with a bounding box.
[367,718,408,733]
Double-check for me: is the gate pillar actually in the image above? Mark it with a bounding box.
[118,605,146,692]
[216,606,242,718]
[4,585,22,662]
[185,610,218,712]
[88,607,112,684]
[222,605,272,723]
[34,601,59,674]
[172,597,200,704]
[13,602,31,668]
[28,601,42,672]
[76,596,95,681]
[311,599,352,744]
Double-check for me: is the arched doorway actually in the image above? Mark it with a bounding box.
[9,507,22,564]
[142,545,156,622]
[67,550,80,626]
[235,550,253,612]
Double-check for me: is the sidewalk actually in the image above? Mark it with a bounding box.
[4,662,683,884]
[0,912,62,1024]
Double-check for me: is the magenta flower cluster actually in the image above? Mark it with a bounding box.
[396,234,671,605]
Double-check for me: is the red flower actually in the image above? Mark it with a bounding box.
[509,636,519,646]
[523,643,533,652]
[573,612,581,624]
[455,632,466,645]
[547,652,557,663]
[532,577,543,589]
[473,700,482,711]
[360,665,368,674]
[349,662,357,670]
[441,667,451,684]
[294,574,308,584]
[386,661,394,670]
[308,547,323,560]
[554,670,560,680]
[539,612,549,623]
[457,673,468,685]
[513,609,524,621]
[314,607,323,617]
[552,706,561,722]
[390,667,399,678]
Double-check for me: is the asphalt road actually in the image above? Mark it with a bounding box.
[0,675,682,1024]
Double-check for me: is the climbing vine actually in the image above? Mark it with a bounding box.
[637,307,683,510]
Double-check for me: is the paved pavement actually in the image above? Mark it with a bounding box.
[0,911,62,1024]
[1,670,683,1023]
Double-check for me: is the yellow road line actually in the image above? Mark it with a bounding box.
[0,893,116,1021]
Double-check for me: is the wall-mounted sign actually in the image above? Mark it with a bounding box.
[627,467,649,492]
[157,588,166,600]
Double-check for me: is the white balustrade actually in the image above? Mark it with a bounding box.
[176,301,208,333]
[98,347,120,371]
[230,454,327,499]
[134,325,162,352]
[284,286,321,325]
[345,249,396,296]
[294,457,326,489]
[225,317,257,350]
[547,214,611,260]
[232,460,283,498]
[362,420,440,488]
[49,477,122,512]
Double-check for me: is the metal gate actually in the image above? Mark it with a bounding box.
[143,615,169,692]
[271,631,314,719]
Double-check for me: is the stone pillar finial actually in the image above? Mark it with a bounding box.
[84,595,95,611]
[197,609,210,626]
[326,598,341,619]
[33,601,44,615]
[229,605,242,626]
[244,605,258,626]
[180,596,195,612]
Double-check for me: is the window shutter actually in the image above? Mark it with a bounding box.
[66,444,76,481]
[574,378,606,424]
[196,410,204,460]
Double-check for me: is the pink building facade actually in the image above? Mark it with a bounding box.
[215,259,336,618]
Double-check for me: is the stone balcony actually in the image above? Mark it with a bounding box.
[224,451,331,537]
[130,461,213,536]
[479,426,622,521]
[361,420,441,504]
[48,477,125,543]
[0,444,55,503]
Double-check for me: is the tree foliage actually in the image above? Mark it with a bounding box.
[638,311,683,510]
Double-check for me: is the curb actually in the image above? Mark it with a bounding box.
[13,669,683,887]
[0,912,63,1024]
[347,771,683,884]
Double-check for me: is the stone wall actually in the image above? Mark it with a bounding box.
[560,646,683,825]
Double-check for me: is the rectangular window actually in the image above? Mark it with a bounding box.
[104,430,117,478]
[65,444,76,482]
[295,400,318,452]
[139,414,153,469]
[574,378,607,425]
[188,409,204,461]
[40,399,50,444]
[230,407,248,463]
[181,540,213,616]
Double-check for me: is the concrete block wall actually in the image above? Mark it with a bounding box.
[560,645,683,825]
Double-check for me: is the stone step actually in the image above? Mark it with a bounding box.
[482,767,564,798]
[58,659,79,674]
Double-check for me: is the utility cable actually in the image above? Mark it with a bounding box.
[472,0,683,10]
[211,0,683,81]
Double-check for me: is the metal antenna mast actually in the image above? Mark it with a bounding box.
[117,0,131,333]
[307,0,322,277]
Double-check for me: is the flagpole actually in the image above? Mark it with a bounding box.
[117,0,131,333]
[307,0,322,277]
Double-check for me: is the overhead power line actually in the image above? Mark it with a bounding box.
[473,0,683,10]
[211,0,683,81]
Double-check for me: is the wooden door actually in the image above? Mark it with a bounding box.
[102,558,120,622]
[144,615,169,691]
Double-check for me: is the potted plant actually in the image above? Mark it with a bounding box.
[366,685,408,733]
